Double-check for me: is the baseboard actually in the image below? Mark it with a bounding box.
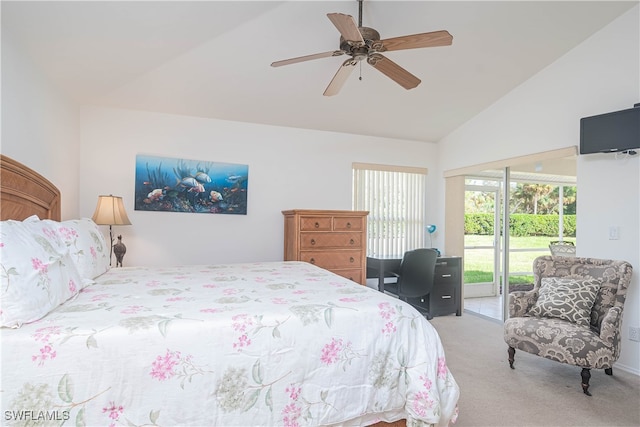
[613,362,640,377]
[463,308,503,324]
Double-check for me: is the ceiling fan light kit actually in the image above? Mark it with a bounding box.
[271,0,453,96]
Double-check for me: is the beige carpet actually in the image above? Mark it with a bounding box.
[429,312,640,427]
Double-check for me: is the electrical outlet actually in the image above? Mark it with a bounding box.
[630,327,640,342]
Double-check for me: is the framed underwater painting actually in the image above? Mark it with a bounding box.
[134,154,248,215]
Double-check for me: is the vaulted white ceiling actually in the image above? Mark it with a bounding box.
[3,1,636,143]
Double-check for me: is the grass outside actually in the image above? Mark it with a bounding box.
[464,235,573,285]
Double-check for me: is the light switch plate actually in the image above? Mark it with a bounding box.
[609,226,620,240]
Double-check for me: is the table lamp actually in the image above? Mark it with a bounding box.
[92,195,132,267]
[426,224,437,248]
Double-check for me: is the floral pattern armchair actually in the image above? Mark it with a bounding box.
[503,256,633,396]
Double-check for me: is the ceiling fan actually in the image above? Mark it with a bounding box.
[270,0,453,96]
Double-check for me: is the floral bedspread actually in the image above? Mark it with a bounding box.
[1,262,459,427]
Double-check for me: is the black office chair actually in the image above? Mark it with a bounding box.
[384,248,438,319]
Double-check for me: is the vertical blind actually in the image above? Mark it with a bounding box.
[352,162,428,257]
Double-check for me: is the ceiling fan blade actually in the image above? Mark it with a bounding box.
[271,50,345,67]
[323,58,358,97]
[367,54,421,90]
[327,13,364,44]
[381,30,453,52]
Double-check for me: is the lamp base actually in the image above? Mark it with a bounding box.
[108,225,114,267]
[113,235,127,268]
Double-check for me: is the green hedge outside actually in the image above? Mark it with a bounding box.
[465,213,576,237]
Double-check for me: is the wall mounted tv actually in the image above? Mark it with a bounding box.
[579,104,640,154]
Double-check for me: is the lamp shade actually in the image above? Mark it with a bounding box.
[92,195,132,226]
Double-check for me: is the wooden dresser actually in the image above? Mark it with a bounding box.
[282,209,368,285]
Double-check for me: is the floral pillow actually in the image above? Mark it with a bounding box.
[44,218,110,281]
[0,219,85,328]
[528,277,602,327]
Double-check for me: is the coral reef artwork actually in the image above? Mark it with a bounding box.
[134,154,248,215]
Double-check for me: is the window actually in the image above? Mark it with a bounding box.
[352,162,428,257]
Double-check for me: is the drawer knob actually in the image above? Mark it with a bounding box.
[309,258,316,264]
[350,257,354,263]
[310,239,316,245]
[349,239,355,245]
[441,295,452,299]
[315,222,320,228]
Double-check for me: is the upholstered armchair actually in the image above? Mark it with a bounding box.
[504,256,633,396]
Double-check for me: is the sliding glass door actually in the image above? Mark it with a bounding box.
[464,183,500,299]
[462,161,577,321]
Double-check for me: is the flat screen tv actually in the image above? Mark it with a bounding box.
[579,105,640,154]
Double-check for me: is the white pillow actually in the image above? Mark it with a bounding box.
[0,219,85,328]
[44,218,110,280]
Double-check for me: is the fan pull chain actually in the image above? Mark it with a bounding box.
[359,62,363,81]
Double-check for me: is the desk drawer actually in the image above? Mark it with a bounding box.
[431,283,458,312]
[300,250,362,269]
[435,267,458,284]
[300,232,362,250]
[435,260,460,285]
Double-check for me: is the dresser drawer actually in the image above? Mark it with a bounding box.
[300,216,332,231]
[300,250,362,269]
[333,216,364,231]
[300,232,362,250]
[332,268,363,284]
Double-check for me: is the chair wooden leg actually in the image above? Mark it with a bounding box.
[507,346,515,369]
[605,367,613,376]
[581,368,592,396]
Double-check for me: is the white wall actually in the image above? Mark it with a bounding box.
[79,106,439,267]
[1,30,80,219]
[438,6,640,374]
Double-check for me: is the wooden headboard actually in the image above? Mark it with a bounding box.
[0,154,61,221]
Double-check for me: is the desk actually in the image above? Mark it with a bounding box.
[367,255,462,317]
[366,255,402,292]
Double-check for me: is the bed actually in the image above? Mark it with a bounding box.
[0,154,459,427]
